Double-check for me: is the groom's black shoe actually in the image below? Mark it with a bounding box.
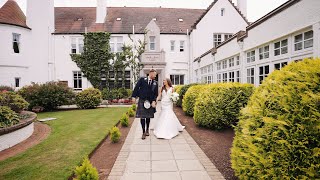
[145,130,150,136]
[142,133,146,140]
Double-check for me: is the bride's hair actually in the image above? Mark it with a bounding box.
[161,78,173,92]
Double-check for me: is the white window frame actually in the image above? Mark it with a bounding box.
[149,36,156,51]
[274,39,288,56]
[71,37,84,54]
[274,62,288,70]
[229,57,234,67]
[236,56,240,66]
[73,71,83,90]
[217,74,222,83]
[236,71,240,82]
[110,36,124,53]
[222,60,227,69]
[213,34,222,47]
[247,50,255,63]
[12,33,21,53]
[180,41,185,52]
[259,45,269,60]
[222,73,228,82]
[259,65,270,84]
[247,67,255,85]
[15,77,20,88]
[229,71,235,82]
[224,34,233,41]
[207,75,212,84]
[221,8,225,16]
[294,30,313,51]
[170,40,175,52]
[217,62,221,70]
[170,74,185,85]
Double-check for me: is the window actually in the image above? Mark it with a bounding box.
[221,8,225,16]
[217,62,221,70]
[229,72,235,82]
[294,30,313,51]
[217,74,222,83]
[229,58,234,67]
[110,36,124,53]
[274,62,288,70]
[274,39,288,56]
[125,71,131,78]
[15,77,20,88]
[236,56,240,66]
[149,36,155,50]
[73,71,82,90]
[259,65,270,84]
[12,33,21,53]
[180,41,185,52]
[222,60,227,69]
[125,80,131,89]
[170,40,175,51]
[170,75,184,85]
[213,34,222,47]
[222,73,228,82]
[224,34,233,41]
[259,45,269,60]
[247,68,255,84]
[247,50,255,63]
[207,76,212,84]
[236,71,240,82]
[71,37,84,54]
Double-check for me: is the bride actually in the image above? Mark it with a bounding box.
[153,78,185,139]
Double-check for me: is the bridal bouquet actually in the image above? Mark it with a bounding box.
[169,92,180,103]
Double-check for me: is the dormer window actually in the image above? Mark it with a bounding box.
[221,8,225,16]
[153,18,157,21]
[116,18,122,21]
[12,33,20,53]
[179,18,183,22]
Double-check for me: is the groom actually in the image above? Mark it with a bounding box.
[132,69,158,140]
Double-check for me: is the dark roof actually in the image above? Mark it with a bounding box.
[190,0,249,33]
[0,0,30,29]
[54,7,205,34]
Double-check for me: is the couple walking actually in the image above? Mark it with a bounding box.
[131,69,184,140]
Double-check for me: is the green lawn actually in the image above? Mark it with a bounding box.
[0,107,127,180]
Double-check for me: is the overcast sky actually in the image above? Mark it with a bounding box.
[0,0,288,22]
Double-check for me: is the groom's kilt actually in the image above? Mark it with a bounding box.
[136,99,155,118]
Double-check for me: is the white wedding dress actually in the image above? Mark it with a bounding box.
[153,87,185,139]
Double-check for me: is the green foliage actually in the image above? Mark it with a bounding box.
[127,108,135,117]
[182,85,206,116]
[18,82,75,111]
[0,85,14,92]
[101,88,111,100]
[0,106,19,128]
[126,89,133,98]
[71,32,113,89]
[110,126,121,143]
[120,113,129,127]
[131,104,137,111]
[174,85,183,95]
[118,87,128,98]
[0,91,29,113]
[176,83,198,107]
[75,88,102,109]
[194,83,254,130]
[74,157,99,180]
[231,58,320,179]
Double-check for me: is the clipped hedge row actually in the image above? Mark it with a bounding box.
[176,83,198,107]
[194,83,254,130]
[182,84,206,116]
[231,59,320,179]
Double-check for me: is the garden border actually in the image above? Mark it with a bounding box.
[0,111,36,136]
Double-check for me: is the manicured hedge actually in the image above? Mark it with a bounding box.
[75,88,102,109]
[182,84,206,116]
[194,83,254,130]
[176,83,198,107]
[231,59,320,179]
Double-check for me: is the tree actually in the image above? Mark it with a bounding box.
[70,32,113,90]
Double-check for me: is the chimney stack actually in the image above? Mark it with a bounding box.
[237,0,247,18]
[96,0,107,23]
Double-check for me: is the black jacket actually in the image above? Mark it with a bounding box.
[132,77,158,102]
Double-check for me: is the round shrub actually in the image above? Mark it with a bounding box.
[0,106,19,128]
[0,91,29,113]
[127,108,135,117]
[74,157,99,180]
[18,82,75,111]
[110,126,121,143]
[75,88,102,109]
[176,83,198,107]
[231,59,320,179]
[194,83,254,130]
[120,113,129,127]
[182,84,206,116]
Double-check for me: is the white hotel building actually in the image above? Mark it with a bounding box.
[0,0,319,90]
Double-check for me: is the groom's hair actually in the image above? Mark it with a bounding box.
[149,69,156,73]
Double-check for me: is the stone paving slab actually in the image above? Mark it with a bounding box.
[107,104,225,180]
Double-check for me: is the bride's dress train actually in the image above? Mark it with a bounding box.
[153,87,184,139]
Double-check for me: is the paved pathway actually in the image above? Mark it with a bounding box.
[108,104,225,180]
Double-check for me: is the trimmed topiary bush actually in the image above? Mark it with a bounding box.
[18,82,75,111]
[110,126,121,143]
[74,157,99,180]
[0,91,29,113]
[176,83,198,107]
[231,59,320,179]
[0,106,19,128]
[120,113,129,127]
[75,88,102,109]
[182,84,206,116]
[194,83,254,130]
[127,108,135,117]
[131,104,137,111]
